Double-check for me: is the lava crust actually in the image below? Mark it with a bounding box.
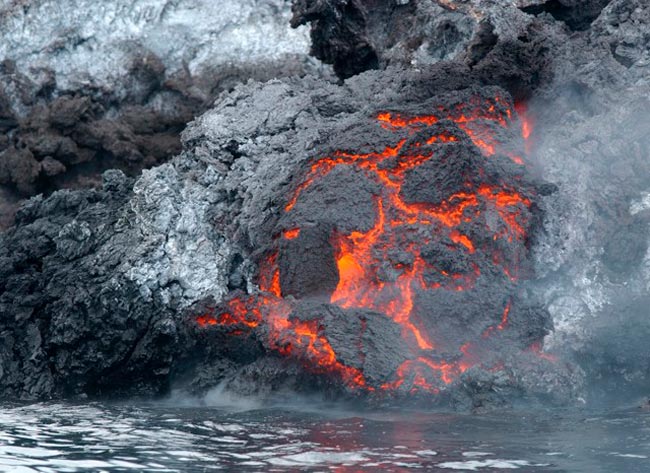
[190,87,564,403]
[8,0,649,406]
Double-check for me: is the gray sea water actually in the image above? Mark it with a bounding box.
[1,397,649,472]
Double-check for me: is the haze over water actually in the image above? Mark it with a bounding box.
[1,398,649,472]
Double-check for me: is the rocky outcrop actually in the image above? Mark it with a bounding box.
[0,0,317,228]
[2,0,650,406]
[0,65,579,404]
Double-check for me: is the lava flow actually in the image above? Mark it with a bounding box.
[198,91,548,395]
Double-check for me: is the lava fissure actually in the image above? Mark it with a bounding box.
[198,92,550,395]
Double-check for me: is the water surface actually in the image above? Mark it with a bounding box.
[1,397,648,472]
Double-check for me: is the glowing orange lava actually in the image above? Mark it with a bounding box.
[515,102,534,155]
[287,97,531,356]
[199,95,544,393]
[283,228,301,240]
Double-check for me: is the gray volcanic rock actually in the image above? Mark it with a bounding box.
[0,0,311,95]
[0,165,235,399]
[0,0,318,228]
[0,64,567,403]
[3,0,649,406]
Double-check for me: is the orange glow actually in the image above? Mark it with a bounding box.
[528,341,557,362]
[271,317,371,389]
[283,228,301,240]
[198,95,539,394]
[498,300,511,330]
[427,134,458,144]
[196,314,217,327]
[381,356,471,391]
[377,112,438,128]
[515,102,534,154]
[510,155,525,165]
[259,253,282,297]
[450,230,475,253]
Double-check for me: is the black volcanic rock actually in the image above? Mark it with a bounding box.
[289,301,410,386]
[0,171,186,399]
[0,57,316,229]
[291,0,473,77]
[0,66,569,403]
[278,223,340,300]
[400,142,485,205]
[290,0,555,100]
[6,0,650,406]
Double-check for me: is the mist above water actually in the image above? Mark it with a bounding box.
[1,400,649,472]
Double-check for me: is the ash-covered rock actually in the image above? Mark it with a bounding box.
[5,0,649,407]
[0,161,237,399]
[0,60,573,404]
[0,0,318,228]
[290,0,555,99]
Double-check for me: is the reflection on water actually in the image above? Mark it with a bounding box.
[0,396,649,472]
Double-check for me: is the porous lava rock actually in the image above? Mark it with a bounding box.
[0,0,317,229]
[7,0,650,406]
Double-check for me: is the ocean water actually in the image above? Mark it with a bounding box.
[1,396,649,473]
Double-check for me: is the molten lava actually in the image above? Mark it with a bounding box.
[515,102,534,155]
[198,93,548,395]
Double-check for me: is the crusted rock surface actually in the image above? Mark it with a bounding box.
[0,68,572,404]
[2,0,650,405]
[0,0,317,228]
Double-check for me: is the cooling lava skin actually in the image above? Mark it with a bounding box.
[191,87,556,401]
[9,0,641,404]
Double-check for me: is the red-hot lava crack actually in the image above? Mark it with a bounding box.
[197,91,551,396]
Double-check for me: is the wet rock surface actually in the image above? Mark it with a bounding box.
[1,0,649,406]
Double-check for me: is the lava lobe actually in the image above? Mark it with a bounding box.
[195,87,552,399]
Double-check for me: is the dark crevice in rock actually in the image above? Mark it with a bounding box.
[464,21,498,68]
[291,0,380,79]
[467,21,553,102]
[520,0,612,31]
[291,0,422,79]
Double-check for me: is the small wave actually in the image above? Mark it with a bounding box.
[438,459,549,470]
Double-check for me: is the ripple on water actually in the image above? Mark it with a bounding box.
[438,459,549,470]
[0,402,649,472]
